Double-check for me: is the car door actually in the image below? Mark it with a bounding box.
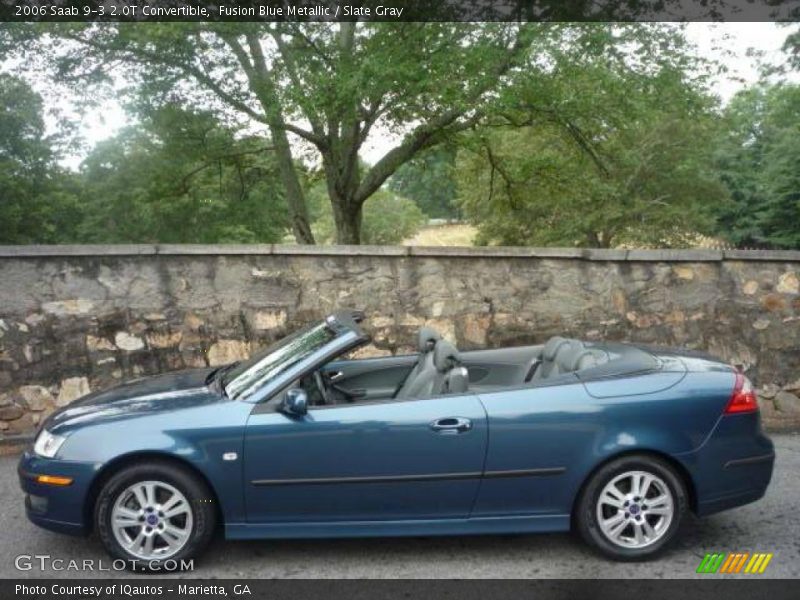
[320,354,418,401]
[471,380,593,518]
[243,392,488,523]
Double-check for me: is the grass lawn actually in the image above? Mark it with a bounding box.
[402,223,477,246]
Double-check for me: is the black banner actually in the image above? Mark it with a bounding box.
[0,0,799,22]
[3,579,800,600]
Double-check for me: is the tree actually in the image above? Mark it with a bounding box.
[713,84,800,249]
[4,20,720,245]
[389,146,459,220]
[454,27,728,248]
[782,24,800,71]
[2,22,542,243]
[76,106,290,243]
[308,181,425,245]
[0,73,82,244]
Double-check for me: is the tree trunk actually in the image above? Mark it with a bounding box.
[242,32,315,245]
[267,122,315,245]
[321,140,364,244]
[327,22,362,245]
[331,192,363,245]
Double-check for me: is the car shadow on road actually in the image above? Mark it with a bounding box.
[191,512,780,577]
[199,531,594,576]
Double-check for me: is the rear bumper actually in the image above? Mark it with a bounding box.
[696,451,774,516]
[18,451,98,537]
[677,413,775,517]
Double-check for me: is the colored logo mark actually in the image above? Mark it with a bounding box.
[696,552,773,574]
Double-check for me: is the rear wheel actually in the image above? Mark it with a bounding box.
[95,461,216,570]
[576,454,688,561]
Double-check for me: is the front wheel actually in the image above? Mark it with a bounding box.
[95,461,217,570]
[575,454,688,561]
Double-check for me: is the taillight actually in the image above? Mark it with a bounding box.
[724,372,759,414]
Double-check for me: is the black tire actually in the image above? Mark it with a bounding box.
[575,454,688,561]
[95,460,217,571]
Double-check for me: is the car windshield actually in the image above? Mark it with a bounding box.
[223,321,336,401]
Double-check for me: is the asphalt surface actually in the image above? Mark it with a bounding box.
[1,434,799,580]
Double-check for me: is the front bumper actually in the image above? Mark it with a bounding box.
[18,451,100,536]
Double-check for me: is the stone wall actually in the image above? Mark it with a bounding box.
[1,244,799,437]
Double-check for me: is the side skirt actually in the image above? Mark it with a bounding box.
[225,514,571,540]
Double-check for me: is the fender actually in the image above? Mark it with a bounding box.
[59,400,252,524]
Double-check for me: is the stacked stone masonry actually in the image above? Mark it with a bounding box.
[0,244,798,436]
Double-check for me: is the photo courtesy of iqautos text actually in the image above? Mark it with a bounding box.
[0,0,798,597]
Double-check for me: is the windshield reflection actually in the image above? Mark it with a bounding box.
[224,322,335,401]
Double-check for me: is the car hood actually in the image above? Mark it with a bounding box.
[44,367,226,434]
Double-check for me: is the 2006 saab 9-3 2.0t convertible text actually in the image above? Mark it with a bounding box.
[19,310,774,568]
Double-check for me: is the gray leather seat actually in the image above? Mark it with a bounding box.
[531,336,608,381]
[444,366,469,394]
[531,336,571,380]
[396,338,468,398]
[571,348,607,371]
[432,341,469,395]
[394,327,442,399]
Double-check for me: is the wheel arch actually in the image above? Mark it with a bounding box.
[83,451,224,533]
[570,448,698,526]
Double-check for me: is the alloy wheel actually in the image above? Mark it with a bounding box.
[595,470,674,549]
[110,480,194,560]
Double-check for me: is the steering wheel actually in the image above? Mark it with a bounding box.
[313,371,331,406]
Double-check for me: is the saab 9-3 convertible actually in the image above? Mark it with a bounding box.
[19,310,774,568]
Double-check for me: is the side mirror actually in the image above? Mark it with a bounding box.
[281,388,308,416]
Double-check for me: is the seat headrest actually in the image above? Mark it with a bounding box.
[571,349,596,371]
[571,348,610,371]
[542,336,569,361]
[553,340,579,371]
[418,326,442,353]
[433,340,460,372]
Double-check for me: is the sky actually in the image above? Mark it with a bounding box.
[684,22,796,99]
[22,22,797,170]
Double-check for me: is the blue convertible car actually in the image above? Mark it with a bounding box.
[19,310,774,567]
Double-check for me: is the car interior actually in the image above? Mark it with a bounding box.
[299,324,661,408]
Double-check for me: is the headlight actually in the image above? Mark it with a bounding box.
[33,429,67,458]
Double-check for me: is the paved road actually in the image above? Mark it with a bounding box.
[2,434,799,579]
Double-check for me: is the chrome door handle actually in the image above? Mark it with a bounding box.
[328,371,344,382]
[430,417,472,434]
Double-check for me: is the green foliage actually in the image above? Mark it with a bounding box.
[388,146,459,220]
[359,192,427,245]
[455,25,728,248]
[2,22,542,243]
[2,23,796,249]
[783,25,800,71]
[712,84,800,249]
[0,74,82,244]
[310,186,426,245]
[76,106,289,243]
[0,74,290,245]
[11,22,714,243]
